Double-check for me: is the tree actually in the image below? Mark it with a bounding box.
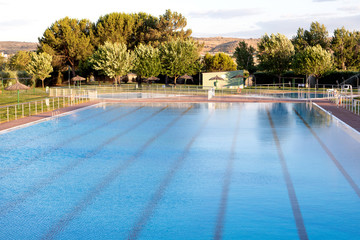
[133,44,161,86]
[95,12,137,47]
[150,10,192,47]
[292,28,308,53]
[331,27,359,70]
[257,33,294,83]
[159,39,201,86]
[93,10,192,49]
[90,42,134,87]
[0,54,7,71]
[203,52,236,72]
[292,45,333,86]
[9,51,31,71]
[38,17,95,76]
[26,52,53,88]
[233,41,256,73]
[292,22,330,52]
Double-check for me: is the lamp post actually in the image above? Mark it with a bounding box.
[68,66,71,89]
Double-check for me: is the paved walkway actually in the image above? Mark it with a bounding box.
[0,101,100,132]
[314,99,360,132]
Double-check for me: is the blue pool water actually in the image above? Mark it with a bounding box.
[0,102,359,239]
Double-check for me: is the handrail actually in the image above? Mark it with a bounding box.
[0,96,58,109]
[0,95,90,123]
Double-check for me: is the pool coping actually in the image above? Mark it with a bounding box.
[313,99,360,133]
[313,102,360,142]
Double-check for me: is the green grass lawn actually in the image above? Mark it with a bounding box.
[0,88,49,106]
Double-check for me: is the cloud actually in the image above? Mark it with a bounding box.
[0,19,33,29]
[219,19,309,38]
[320,14,360,31]
[189,9,262,19]
[338,5,360,13]
[213,14,360,38]
[313,0,337,2]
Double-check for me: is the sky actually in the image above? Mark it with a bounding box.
[0,0,359,42]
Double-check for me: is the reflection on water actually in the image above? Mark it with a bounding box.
[295,103,332,127]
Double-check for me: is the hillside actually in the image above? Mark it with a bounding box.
[0,41,38,55]
[0,38,259,56]
[194,37,259,55]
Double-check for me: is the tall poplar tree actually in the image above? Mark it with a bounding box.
[133,44,161,85]
[26,52,53,88]
[257,33,295,84]
[90,42,134,87]
[233,41,256,73]
[292,45,333,86]
[159,39,200,86]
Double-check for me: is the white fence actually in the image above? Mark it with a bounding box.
[0,96,90,123]
[49,88,98,99]
[332,96,360,115]
[327,88,360,115]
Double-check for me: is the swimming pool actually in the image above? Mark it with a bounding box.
[0,102,359,239]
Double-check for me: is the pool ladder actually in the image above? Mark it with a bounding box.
[52,110,60,117]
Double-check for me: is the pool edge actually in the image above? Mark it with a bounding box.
[0,102,103,135]
[313,102,360,142]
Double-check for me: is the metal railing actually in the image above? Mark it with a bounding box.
[327,88,360,115]
[49,88,98,99]
[0,96,90,123]
[333,96,360,115]
[50,85,351,102]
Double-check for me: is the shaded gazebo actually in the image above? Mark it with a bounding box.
[179,74,193,84]
[5,81,31,103]
[71,75,86,87]
[145,76,160,84]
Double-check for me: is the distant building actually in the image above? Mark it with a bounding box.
[202,70,245,89]
[0,52,8,58]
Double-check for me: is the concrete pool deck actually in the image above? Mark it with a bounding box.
[1,96,359,133]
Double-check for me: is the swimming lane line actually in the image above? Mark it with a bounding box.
[267,109,308,240]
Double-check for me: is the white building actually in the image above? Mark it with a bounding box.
[0,52,8,58]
